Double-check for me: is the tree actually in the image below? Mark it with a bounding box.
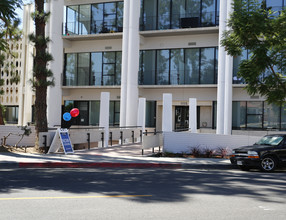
[221,0,286,106]
[29,0,54,147]
[0,0,22,125]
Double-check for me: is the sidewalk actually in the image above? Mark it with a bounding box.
[0,144,232,169]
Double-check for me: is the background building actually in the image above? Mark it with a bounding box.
[45,0,286,133]
[0,4,35,125]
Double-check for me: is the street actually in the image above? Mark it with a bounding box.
[0,168,285,220]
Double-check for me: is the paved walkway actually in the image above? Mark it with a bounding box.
[0,144,232,169]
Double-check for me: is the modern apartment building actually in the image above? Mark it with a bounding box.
[45,0,286,133]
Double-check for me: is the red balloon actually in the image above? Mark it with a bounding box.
[70,108,80,117]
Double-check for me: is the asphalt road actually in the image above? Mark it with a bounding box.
[0,168,285,220]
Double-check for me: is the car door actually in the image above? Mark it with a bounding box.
[277,139,286,162]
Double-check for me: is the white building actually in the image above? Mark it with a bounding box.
[44,0,286,133]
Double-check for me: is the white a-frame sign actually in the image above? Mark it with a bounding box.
[48,128,74,154]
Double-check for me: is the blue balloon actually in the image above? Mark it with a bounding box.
[63,112,72,121]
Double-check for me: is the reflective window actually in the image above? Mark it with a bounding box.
[232,101,246,129]
[79,5,91,35]
[65,54,77,86]
[185,48,200,84]
[4,106,18,124]
[64,51,121,86]
[157,50,170,85]
[170,49,184,85]
[264,103,280,129]
[200,48,215,84]
[146,101,156,127]
[158,0,171,30]
[139,50,156,85]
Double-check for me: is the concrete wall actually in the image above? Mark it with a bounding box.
[0,126,36,146]
[163,132,262,154]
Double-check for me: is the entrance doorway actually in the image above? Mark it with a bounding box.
[175,106,201,131]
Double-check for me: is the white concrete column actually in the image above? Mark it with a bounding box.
[189,98,197,133]
[162,94,172,132]
[216,0,228,134]
[224,0,234,135]
[137,98,146,132]
[125,0,140,126]
[119,0,130,127]
[47,0,64,127]
[19,4,34,126]
[99,92,110,147]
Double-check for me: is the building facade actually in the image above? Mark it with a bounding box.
[46,0,286,133]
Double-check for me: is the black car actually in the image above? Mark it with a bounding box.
[230,134,286,171]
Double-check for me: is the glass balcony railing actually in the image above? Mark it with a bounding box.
[63,19,123,36]
[140,12,219,31]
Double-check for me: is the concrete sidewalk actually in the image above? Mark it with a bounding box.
[0,144,232,169]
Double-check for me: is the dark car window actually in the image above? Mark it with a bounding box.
[256,136,283,146]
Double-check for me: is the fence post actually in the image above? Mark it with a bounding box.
[87,133,90,150]
[140,130,142,143]
[132,131,134,143]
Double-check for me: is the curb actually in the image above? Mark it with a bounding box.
[0,162,233,169]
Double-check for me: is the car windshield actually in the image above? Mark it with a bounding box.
[256,136,283,146]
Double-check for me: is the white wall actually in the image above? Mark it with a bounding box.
[163,132,261,154]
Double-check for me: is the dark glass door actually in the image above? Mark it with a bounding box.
[175,106,189,131]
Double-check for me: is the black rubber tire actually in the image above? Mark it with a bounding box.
[260,156,277,172]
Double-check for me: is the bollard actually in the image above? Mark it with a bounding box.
[120,131,123,145]
[87,133,90,150]
[140,130,143,143]
[43,135,48,154]
[101,132,104,148]
[132,131,134,143]
[109,131,113,146]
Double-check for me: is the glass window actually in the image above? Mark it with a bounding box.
[117,2,124,31]
[185,48,199,84]
[65,53,77,86]
[171,0,186,29]
[247,101,263,129]
[200,48,215,84]
[142,0,157,30]
[79,5,91,35]
[78,53,90,86]
[109,101,120,126]
[170,49,184,85]
[247,101,263,114]
[233,50,247,84]
[186,0,201,17]
[66,6,79,34]
[104,3,117,32]
[103,52,116,85]
[266,0,283,12]
[146,101,156,127]
[89,101,100,125]
[201,0,216,26]
[158,0,171,29]
[91,4,104,34]
[139,50,156,85]
[4,106,18,124]
[264,103,280,129]
[91,52,102,86]
[232,101,246,129]
[115,52,122,85]
[157,50,170,85]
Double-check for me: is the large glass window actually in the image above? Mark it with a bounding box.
[139,47,218,85]
[66,2,123,35]
[65,53,77,86]
[139,50,156,85]
[63,100,120,126]
[200,48,216,84]
[64,51,121,86]
[4,106,18,124]
[140,0,220,30]
[185,48,200,84]
[232,101,286,130]
[157,50,170,85]
[78,53,90,86]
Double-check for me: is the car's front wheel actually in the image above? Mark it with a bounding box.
[260,156,277,172]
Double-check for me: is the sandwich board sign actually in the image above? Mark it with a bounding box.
[48,128,74,154]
